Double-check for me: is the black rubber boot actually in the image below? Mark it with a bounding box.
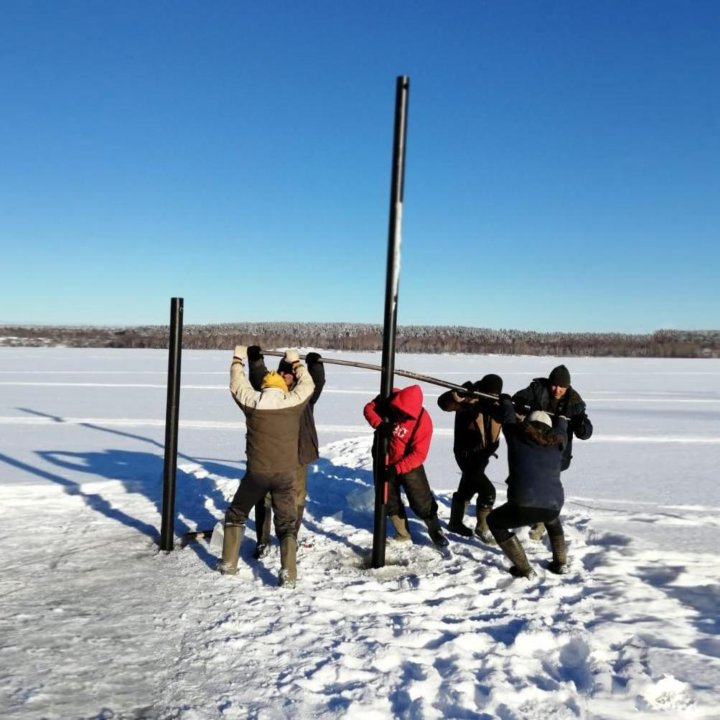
[547,524,568,574]
[474,505,497,545]
[425,517,449,548]
[448,493,473,537]
[218,523,245,575]
[498,535,536,578]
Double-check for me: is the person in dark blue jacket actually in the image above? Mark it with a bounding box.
[511,364,592,541]
[487,395,569,578]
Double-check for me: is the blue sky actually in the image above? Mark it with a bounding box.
[1,1,718,332]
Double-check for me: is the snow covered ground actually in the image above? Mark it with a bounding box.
[1,347,719,719]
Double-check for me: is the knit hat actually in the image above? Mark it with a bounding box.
[261,370,288,392]
[475,373,503,396]
[548,364,571,388]
[277,359,295,375]
[528,410,552,427]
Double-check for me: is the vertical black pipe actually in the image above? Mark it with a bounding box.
[160,297,184,551]
[372,76,410,568]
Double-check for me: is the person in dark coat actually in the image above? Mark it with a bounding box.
[487,396,569,578]
[437,373,503,543]
[246,346,326,558]
[511,364,593,540]
[363,385,448,548]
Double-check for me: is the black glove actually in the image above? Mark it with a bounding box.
[499,393,513,404]
[572,412,593,439]
[305,352,322,367]
[247,345,263,362]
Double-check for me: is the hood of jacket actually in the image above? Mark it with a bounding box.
[389,385,423,420]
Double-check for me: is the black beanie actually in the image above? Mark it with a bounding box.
[475,373,503,396]
[277,359,295,374]
[549,365,571,387]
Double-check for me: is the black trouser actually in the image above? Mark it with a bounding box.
[453,452,496,508]
[486,503,562,544]
[386,465,438,521]
[225,471,297,540]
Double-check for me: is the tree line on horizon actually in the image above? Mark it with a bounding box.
[1,323,718,358]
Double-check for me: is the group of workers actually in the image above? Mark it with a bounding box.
[217,346,593,587]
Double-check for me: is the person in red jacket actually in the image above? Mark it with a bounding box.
[363,385,448,548]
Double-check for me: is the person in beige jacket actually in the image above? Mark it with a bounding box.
[218,346,314,588]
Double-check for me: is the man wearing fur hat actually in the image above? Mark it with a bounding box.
[487,398,569,578]
[437,374,503,543]
[218,346,315,588]
[245,345,326,558]
[511,364,593,541]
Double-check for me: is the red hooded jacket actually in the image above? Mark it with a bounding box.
[363,385,433,475]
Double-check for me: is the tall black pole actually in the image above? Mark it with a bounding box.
[372,76,410,569]
[160,297,184,551]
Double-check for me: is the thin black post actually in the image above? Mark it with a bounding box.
[372,76,410,569]
[160,297,184,551]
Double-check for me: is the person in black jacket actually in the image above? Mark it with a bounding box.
[487,396,569,578]
[511,364,593,540]
[246,345,326,558]
[437,374,503,543]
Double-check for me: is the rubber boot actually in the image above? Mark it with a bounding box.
[218,523,244,575]
[498,535,536,578]
[474,505,497,545]
[448,493,473,537]
[425,517,449,548]
[253,497,272,559]
[389,514,412,542]
[279,535,298,588]
[547,524,568,574]
[528,522,546,541]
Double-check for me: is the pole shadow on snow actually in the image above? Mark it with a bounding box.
[12,407,249,569]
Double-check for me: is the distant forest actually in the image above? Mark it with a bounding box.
[1,323,719,357]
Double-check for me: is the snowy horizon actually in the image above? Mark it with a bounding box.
[1,348,718,719]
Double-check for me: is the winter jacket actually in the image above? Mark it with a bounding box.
[511,378,592,471]
[499,396,568,511]
[230,361,315,475]
[363,385,432,476]
[249,355,326,465]
[437,388,501,462]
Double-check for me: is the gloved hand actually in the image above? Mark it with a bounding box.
[233,345,247,361]
[499,393,513,404]
[384,464,398,481]
[375,419,393,436]
[305,352,322,367]
[572,412,593,439]
[284,349,301,367]
[247,345,263,362]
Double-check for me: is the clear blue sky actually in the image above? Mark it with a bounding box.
[2,1,718,333]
